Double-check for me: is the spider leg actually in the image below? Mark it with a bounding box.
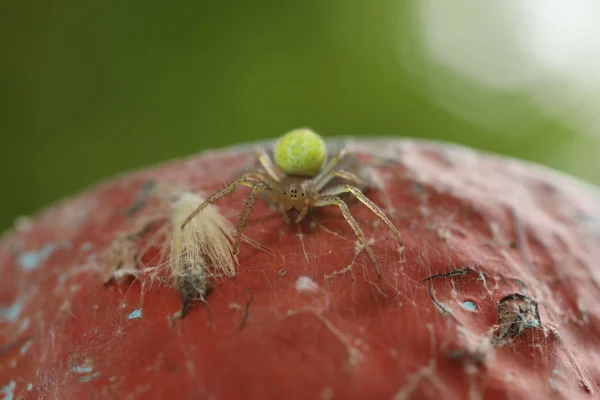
[311,195,381,277]
[254,145,282,182]
[319,184,403,246]
[181,174,268,229]
[246,169,278,186]
[294,207,309,224]
[278,204,292,224]
[232,181,272,255]
[312,147,350,188]
[315,169,365,192]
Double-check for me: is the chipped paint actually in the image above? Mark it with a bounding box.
[0,299,24,323]
[1,139,599,399]
[79,372,101,383]
[295,276,319,294]
[17,243,58,271]
[528,319,541,328]
[26,384,32,391]
[461,300,477,311]
[71,361,100,384]
[20,340,33,355]
[18,317,31,333]
[0,381,16,400]
[128,309,143,319]
[57,271,71,285]
[80,242,93,252]
[73,365,93,374]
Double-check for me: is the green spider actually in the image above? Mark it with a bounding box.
[182,128,403,276]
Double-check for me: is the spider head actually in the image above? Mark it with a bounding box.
[281,182,307,210]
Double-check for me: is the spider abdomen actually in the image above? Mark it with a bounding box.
[273,128,326,177]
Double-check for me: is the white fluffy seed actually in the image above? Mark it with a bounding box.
[170,191,238,279]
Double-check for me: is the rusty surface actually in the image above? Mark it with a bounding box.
[1,139,600,399]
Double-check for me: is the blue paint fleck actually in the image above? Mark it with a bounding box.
[20,340,33,355]
[527,319,541,328]
[0,381,16,400]
[18,317,31,333]
[27,383,33,391]
[462,300,477,311]
[73,365,93,374]
[79,372,101,383]
[57,272,69,285]
[80,242,93,252]
[0,300,24,323]
[17,243,58,271]
[128,309,143,320]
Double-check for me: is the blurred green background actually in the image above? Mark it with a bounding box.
[2,0,599,232]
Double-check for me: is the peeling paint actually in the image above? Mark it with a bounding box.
[57,271,71,285]
[20,340,33,355]
[73,365,93,374]
[0,299,24,323]
[18,317,31,333]
[17,243,58,270]
[128,309,143,319]
[80,242,93,252]
[1,139,598,400]
[79,372,101,383]
[0,381,15,400]
[496,294,541,340]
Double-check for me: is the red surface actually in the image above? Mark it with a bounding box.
[1,139,600,399]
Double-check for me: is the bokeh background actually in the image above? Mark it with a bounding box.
[2,0,600,232]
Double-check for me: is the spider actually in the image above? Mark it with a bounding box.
[181,128,403,277]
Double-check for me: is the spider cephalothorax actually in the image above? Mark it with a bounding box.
[182,128,403,276]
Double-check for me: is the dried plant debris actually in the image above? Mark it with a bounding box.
[169,192,238,318]
[495,293,541,342]
[103,215,164,284]
[104,233,140,284]
[171,192,238,277]
[104,187,271,318]
[171,262,213,319]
